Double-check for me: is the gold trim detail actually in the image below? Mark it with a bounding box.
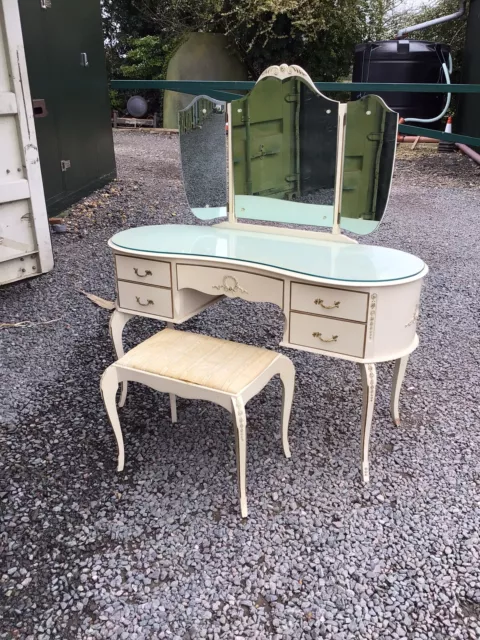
[233,396,246,442]
[314,298,340,310]
[312,331,338,343]
[212,275,248,295]
[405,304,420,328]
[366,363,376,402]
[368,293,377,340]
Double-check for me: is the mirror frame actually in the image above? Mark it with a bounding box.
[225,64,398,237]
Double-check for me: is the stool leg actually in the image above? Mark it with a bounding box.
[278,358,295,459]
[169,393,177,424]
[100,367,125,472]
[109,310,133,408]
[232,397,248,518]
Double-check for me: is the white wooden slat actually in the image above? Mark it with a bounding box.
[0,90,17,114]
[0,178,30,203]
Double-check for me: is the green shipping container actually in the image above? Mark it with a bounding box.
[18,0,116,215]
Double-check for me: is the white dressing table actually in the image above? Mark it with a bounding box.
[108,64,428,481]
[109,224,427,482]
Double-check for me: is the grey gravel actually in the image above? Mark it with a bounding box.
[1,131,480,639]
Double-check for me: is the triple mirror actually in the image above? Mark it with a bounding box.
[178,66,398,235]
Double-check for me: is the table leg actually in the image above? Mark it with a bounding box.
[109,310,134,407]
[390,355,409,427]
[360,363,377,483]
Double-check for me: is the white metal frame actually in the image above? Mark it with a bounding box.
[0,0,53,285]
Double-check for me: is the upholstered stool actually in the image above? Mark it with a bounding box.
[100,328,295,517]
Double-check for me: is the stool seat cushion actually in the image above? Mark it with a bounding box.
[117,329,279,394]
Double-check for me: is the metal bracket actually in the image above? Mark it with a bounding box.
[61,160,71,172]
[80,53,89,68]
[40,0,52,8]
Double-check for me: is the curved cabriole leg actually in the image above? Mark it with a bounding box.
[232,397,248,518]
[390,355,409,427]
[360,363,377,484]
[100,366,125,471]
[278,357,295,459]
[109,310,133,408]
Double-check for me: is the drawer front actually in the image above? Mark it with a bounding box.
[289,312,366,358]
[290,282,368,322]
[177,264,284,308]
[117,281,173,318]
[116,255,171,288]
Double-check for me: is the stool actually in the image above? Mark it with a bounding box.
[100,328,295,517]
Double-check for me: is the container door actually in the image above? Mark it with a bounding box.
[0,0,53,285]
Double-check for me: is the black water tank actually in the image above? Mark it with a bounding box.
[352,40,451,128]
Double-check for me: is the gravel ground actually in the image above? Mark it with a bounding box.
[1,131,480,640]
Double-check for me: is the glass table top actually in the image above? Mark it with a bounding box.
[110,225,426,284]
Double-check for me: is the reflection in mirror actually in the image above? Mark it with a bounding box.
[231,76,339,227]
[341,95,398,235]
[178,95,227,220]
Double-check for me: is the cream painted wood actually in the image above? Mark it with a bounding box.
[110,250,427,482]
[117,281,173,318]
[360,364,377,483]
[109,309,134,408]
[214,221,358,245]
[391,355,409,427]
[290,282,368,322]
[115,255,171,287]
[176,264,284,307]
[100,331,296,518]
[289,312,366,358]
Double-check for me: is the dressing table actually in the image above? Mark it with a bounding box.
[108,64,428,482]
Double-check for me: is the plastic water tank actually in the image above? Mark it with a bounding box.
[352,40,451,127]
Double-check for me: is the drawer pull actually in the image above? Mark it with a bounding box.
[314,298,340,310]
[312,331,338,343]
[212,275,248,295]
[135,296,154,307]
[133,267,152,278]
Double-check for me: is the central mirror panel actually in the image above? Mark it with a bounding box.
[231,75,339,228]
[179,95,227,220]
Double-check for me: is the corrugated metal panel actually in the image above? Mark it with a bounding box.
[0,0,53,285]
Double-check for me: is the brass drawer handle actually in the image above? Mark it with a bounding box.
[133,267,152,278]
[212,275,248,295]
[314,298,340,310]
[312,331,338,343]
[135,296,154,307]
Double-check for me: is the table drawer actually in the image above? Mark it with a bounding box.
[290,282,368,322]
[117,281,173,318]
[289,312,366,358]
[177,264,284,307]
[115,255,171,288]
